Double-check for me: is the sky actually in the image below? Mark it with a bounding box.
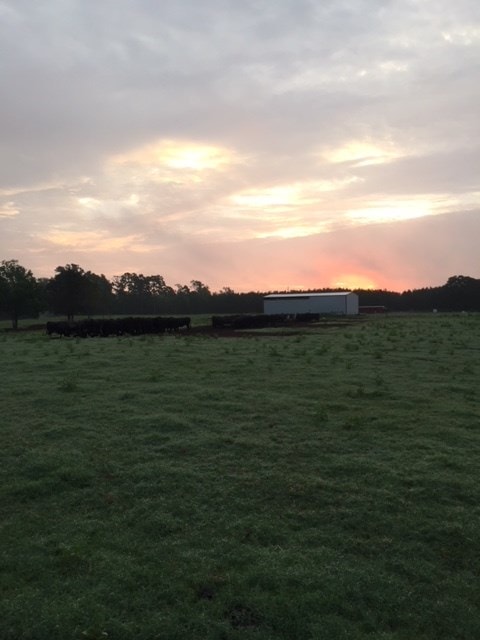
[0,0,479,292]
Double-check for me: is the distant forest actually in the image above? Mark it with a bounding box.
[1,259,480,329]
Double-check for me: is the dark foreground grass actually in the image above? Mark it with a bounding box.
[1,314,479,639]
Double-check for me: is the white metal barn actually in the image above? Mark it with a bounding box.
[263,292,359,315]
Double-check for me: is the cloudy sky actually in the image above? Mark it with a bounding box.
[1,0,479,292]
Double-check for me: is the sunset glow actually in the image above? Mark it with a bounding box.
[257,224,329,239]
[111,140,238,172]
[325,141,402,167]
[333,274,379,290]
[231,186,300,209]
[347,199,433,225]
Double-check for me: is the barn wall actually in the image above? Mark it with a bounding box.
[346,293,359,315]
[310,296,347,314]
[263,293,359,315]
[263,297,311,314]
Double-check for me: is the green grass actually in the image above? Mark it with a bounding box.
[1,314,479,639]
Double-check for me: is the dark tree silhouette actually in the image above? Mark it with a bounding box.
[112,272,175,314]
[442,275,480,311]
[47,264,93,321]
[0,259,41,329]
[2,257,480,321]
[83,271,114,316]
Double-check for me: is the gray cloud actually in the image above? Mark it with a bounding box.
[0,0,479,288]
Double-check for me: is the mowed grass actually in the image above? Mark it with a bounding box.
[1,314,479,639]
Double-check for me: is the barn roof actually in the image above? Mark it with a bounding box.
[264,292,354,299]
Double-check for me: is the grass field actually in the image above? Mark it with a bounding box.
[1,314,479,639]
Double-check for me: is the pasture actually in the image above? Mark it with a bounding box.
[1,314,479,639]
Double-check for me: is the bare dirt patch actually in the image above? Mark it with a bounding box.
[188,320,360,338]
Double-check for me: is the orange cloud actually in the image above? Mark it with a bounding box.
[323,140,404,167]
[40,229,146,252]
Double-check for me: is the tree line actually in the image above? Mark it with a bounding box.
[1,259,480,329]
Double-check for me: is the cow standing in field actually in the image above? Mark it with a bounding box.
[46,321,73,337]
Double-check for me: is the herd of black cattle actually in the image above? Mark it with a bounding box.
[46,316,191,337]
[45,313,321,337]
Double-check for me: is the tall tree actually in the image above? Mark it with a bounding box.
[190,280,211,296]
[112,272,174,314]
[189,280,211,313]
[0,259,41,329]
[84,271,114,315]
[47,264,92,321]
[442,275,480,311]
